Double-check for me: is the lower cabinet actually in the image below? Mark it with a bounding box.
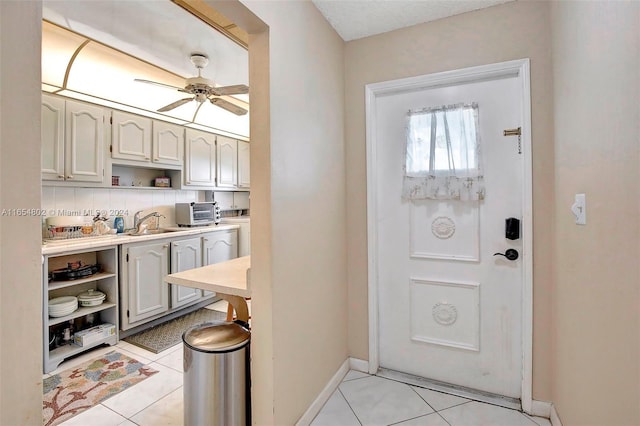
[121,240,170,327]
[170,237,203,309]
[202,229,239,296]
[120,229,238,331]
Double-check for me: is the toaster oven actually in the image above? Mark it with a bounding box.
[175,202,221,227]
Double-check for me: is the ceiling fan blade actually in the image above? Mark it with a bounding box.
[158,97,194,112]
[211,84,249,96]
[209,97,248,116]
[134,78,183,91]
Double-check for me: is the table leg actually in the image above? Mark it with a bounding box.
[218,294,249,323]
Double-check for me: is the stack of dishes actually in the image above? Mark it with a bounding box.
[77,289,106,307]
[48,296,78,318]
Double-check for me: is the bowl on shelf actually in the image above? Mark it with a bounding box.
[77,289,106,307]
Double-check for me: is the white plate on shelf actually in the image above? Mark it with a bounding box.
[48,296,78,317]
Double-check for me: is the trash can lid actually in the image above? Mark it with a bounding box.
[183,321,250,353]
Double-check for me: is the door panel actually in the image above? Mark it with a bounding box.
[153,121,183,166]
[171,237,202,308]
[41,95,65,180]
[185,129,215,186]
[377,76,523,398]
[202,230,238,297]
[111,110,151,162]
[65,100,104,182]
[126,242,169,324]
[216,135,237,188]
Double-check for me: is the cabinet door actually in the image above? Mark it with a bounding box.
[41,94,65,181]
[202,230,238,297]
[153,121,183,166]
[111,110,152,162]
[202,230,238,266]
[126,241,170,324]
[216,135,237,188]
[65,100,104,183]
[237,140,250,188]
[170,237,203,309]
[185,129,216,186]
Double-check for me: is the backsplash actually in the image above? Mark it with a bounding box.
[41,187,203,230]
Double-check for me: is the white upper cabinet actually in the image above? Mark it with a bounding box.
[185,128,216,187]
[153,121,183,167]
[64,99,105,183]
[238,140,250,188]
[41,94,65,181]
[216,135,238,188]
[42,95,105,183]
[111,110,152,162]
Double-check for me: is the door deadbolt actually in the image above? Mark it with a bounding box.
[493,249,519,261]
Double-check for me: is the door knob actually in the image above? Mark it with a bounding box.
[493,249,519,261]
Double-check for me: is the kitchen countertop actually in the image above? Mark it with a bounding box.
[165,255,251,322]
[42,224,239,255]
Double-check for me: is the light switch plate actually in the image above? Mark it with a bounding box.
[571,193,586,225]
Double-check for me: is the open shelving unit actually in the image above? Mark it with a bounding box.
[43,246,119,373]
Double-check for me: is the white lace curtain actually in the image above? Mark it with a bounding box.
[402,102,485,201]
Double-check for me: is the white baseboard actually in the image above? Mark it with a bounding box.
[295,359,350,426]
[529,400,552,418]
[550,404,563,426]
[348,357,369,373]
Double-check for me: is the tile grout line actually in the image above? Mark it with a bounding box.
[337,387,363,426]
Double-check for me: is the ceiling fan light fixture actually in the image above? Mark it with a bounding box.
[190,53,209,70]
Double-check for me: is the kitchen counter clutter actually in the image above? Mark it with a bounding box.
[42,223,239,255]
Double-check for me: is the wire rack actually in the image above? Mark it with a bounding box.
[45,225,95,240]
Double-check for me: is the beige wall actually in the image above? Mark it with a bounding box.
[0,0,45,424]
[550,2,640,424]
[344,0,555,400]
[213,0,348,423]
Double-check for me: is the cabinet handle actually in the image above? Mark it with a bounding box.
[58,175,64,179]
[154,158,159,161]
[67,175,73,179]
[145,157,150,160]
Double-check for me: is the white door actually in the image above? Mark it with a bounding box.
[375,74,525,398]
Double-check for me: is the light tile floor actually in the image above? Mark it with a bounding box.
[311,371,552,426]
[46,302,551,426]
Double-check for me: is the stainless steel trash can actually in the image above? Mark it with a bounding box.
[183,320,250,426]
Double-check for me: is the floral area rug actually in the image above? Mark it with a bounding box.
[43,351,158,426]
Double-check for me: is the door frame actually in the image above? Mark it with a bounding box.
[365,59,534,412]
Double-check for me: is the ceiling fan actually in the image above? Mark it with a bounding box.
[135,53,249,116]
